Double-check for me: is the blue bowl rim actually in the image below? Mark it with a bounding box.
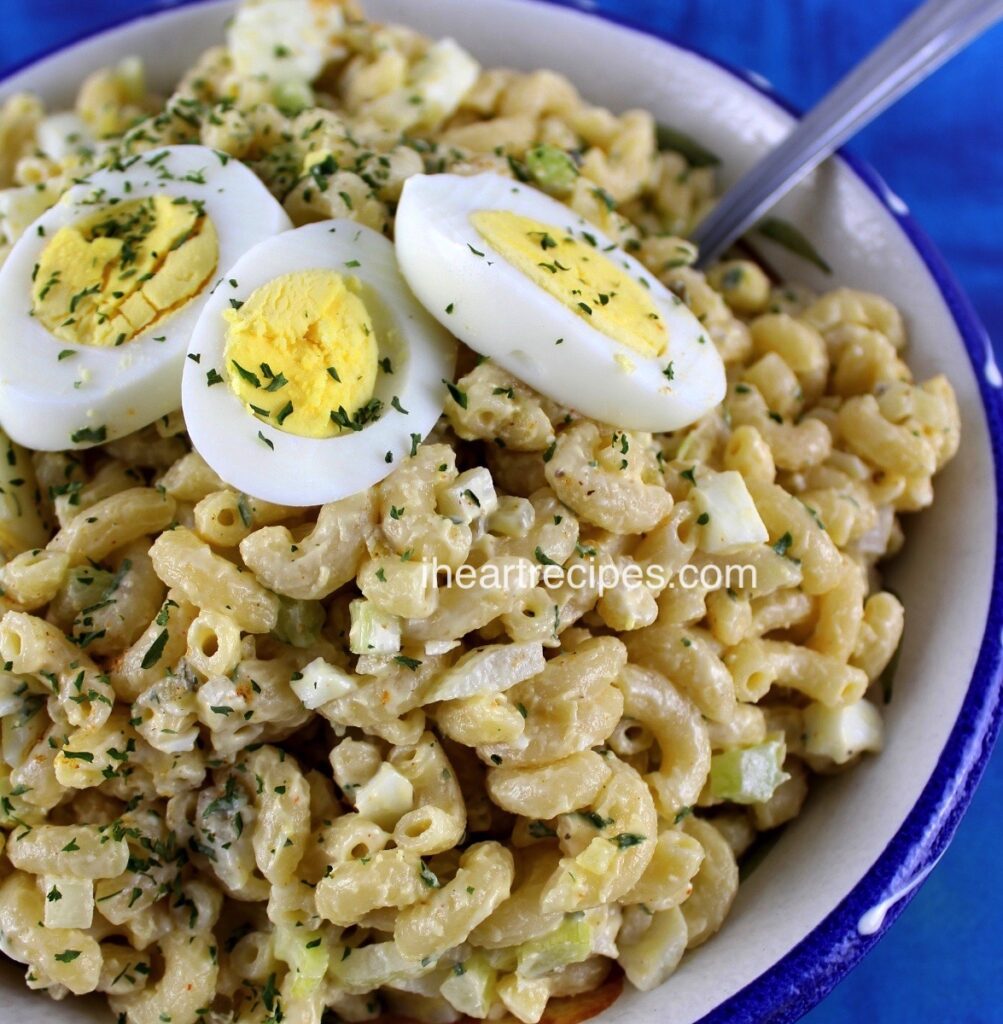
[2,2,1002,1022]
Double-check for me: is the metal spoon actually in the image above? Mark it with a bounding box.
[691,0,1003,267]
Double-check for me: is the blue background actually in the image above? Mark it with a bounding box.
[2,2,1001,1021]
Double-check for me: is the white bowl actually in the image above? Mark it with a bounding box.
[2,2,1001,1022]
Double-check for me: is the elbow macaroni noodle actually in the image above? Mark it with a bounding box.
[0,3,960,1023]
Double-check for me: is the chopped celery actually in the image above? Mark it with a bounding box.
[332,940,432,993]
[273,926,329,998]
[63,564,117,618]
[525,144,579,195]
[482,947,518,972]
[577,836,617,875]
[516,913,592,979]
[272,596,326,648]
[273,79,314,116]
[348,598,401,655]
[440,953,496,1017]
[709,734,789,804]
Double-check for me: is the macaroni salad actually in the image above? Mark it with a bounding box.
[0,1,960,1022]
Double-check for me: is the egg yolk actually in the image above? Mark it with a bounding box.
[471,210,667,358]
[31,195,219,348]
[223,269,380,439]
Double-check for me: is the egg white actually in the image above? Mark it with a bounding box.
[0,145,292,451]
[228,0,346,85]
[394,172,726,433]
[182,220,457,507]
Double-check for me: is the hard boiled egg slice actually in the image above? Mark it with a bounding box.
[395,172,726,432]
[0,145,291,450]
[182,220,457,506]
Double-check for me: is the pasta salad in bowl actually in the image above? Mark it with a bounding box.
[0,2,999,1023]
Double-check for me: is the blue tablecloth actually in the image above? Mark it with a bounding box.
[2,3,1001,1022]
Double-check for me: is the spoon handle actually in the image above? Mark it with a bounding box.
[691,0,1003,267]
